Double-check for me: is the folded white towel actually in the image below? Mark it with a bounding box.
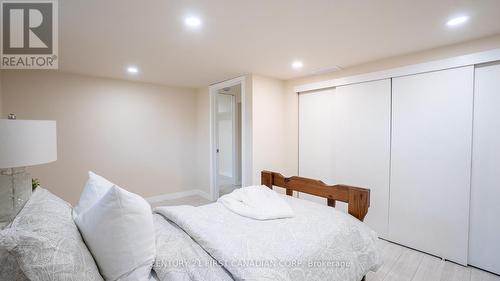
[218,185,294,220]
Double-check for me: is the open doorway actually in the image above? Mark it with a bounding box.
[210,76,246,201]
[216,86,242,196]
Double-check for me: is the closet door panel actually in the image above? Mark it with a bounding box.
[389,66,473,265]
[469,63,500,275]
[298,89,335,205]
[333,79,391,237]
[298,80,391,237]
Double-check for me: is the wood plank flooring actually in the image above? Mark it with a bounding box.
[367,239,500,281]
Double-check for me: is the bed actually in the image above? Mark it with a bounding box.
[152,171,381,281]
[0,171,381,281]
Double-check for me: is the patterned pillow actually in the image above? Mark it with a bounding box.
[0,244,29,281]
[0,187,104,281]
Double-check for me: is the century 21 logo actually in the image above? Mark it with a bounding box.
[2,2,53,54]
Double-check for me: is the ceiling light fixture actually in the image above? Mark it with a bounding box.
[292,60,303,69]
[446,16,469,27]
[127,66,139,74]
[185,16,202,27]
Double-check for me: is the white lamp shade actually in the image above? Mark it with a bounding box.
[0,119,57,169]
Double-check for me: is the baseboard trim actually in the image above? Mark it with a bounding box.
[146,189,212,203]
[197,190,212,201]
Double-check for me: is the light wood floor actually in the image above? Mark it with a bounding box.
[368,239,500,281]
[151,195,499,281]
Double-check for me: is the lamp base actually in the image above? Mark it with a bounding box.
[0,168,32,228]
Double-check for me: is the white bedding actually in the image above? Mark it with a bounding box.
[152,214,233,281]
[154,195,382,281]
[218,185,294,220]
[149,271,159,281]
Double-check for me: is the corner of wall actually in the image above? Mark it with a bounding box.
[244,75,254,186]
[250,74,297,184]
[195,86,211,193]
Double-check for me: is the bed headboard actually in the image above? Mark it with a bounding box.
[261,171,370,221]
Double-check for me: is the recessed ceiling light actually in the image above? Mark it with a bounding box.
[292,60,303,69]
[446,16,468,27]
[185,16,202,27]
[127,66,139,74]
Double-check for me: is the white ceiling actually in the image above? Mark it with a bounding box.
[59,0,500,87]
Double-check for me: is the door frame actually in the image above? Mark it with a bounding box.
[209,76,246,201]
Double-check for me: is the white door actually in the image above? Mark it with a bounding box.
[389,66,474,265]
[298,88,336,202]
[333,79,391,238]
[468,62,500,275]
[217,94,235,188]
[298,80,391,238]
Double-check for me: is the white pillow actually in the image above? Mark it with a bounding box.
[73,172,155,281]
[73,171,114,217]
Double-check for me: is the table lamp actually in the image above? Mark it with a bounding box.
[0,114,57,227]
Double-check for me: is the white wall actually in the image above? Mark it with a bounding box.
[196,74,292,193]
[195,87,211,194]
[251,75,295,184]
[1,71,199,204]
[243,76,253,186]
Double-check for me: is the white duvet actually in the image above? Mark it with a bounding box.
[218,185,294,220]
[154,195,382,281]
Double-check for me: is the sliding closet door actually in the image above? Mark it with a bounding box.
[298,88,336,195]
[332,80,391,237]
[469,63,500,275]
[389,66,473,265]
[299,80,391,237]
